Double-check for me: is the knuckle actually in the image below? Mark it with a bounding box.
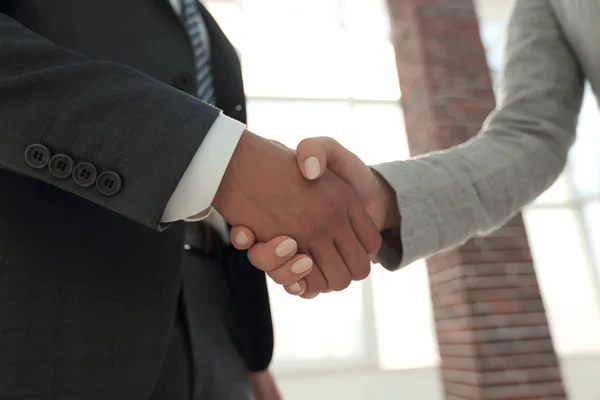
[267,271,286,285]
[349,253,371,280]
[321,204,346,233]
[305,274,327,293]
[298,137,312,149]
[321,136,338,147]
[330,276,351,292]
[371,234,383,254]
[352,262,371,281]
[301,200,350,240]
[313,280,327,293]
[246,250,259,267]
[297,211,327,239]
[247,248,267,270]
[304,221,328,242]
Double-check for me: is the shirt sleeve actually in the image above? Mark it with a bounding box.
[161,112,246,223]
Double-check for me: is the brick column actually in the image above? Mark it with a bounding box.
[386,0,567,399]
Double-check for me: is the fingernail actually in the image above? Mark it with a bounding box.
[235,231,248,245]
[291,258,313,274]
[304,157,321,180]
[288,283,302,293]
[275,238,297,257]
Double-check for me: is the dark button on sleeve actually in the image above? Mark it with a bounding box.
[72,162,98,188]
[24,144,51,169]
[173,72,196,94]
[96,171,122,196]
[48,154,74,179]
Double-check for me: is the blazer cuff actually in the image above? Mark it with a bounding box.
[371,161,444,271]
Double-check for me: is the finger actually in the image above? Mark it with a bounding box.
[297,137,371,185]
[334,226,371,282]
[247,237,298,271]
[301,291,320,299]
[302,260,328,295]
[229,226,256,250]
[348,201,382,255]
[296,137,329,180]
[309,137,372,184]
[310,242,352,292]
[267,255,314,285]
[285,279,307,296]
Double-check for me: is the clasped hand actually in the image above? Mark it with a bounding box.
[213,132,398,299]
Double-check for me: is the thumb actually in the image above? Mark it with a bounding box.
[229,225,256,250]
[297,137,368,185]
[297,137,356,181]
[296,137,330,180]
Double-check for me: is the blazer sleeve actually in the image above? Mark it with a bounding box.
[0,13,220,230]
[371,0,585,270]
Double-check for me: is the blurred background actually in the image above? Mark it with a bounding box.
[204,0,600,398]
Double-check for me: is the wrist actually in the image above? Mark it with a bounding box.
[212,129,255,214]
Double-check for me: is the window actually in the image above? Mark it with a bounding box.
[206,0,438,373]
[477,3,600,359]
[206,0,600,375]
[519,84,600,356]
[584,201,600,275]
[524,206,600,354]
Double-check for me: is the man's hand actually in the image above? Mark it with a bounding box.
[228,137,400,297]
[294,137,399,230]
[213,131,382,295]
[250,370,283,400]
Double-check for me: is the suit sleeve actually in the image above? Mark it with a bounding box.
[0,13,220,230]
[372,0,585,269]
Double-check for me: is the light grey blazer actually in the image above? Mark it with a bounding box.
[373,0,594,269]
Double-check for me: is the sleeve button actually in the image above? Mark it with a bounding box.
[48,154,74,179]
[96,171,122,196]
[24,144,51,169]
[173,72,196,94]
[72,162,98,188]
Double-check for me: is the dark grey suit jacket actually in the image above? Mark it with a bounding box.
[0,1,273,398]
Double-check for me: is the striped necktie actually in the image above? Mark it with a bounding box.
[180,0,216,105]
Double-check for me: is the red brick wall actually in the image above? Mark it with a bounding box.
[386,0,567,398]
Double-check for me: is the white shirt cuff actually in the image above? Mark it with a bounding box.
[161,112,246,223]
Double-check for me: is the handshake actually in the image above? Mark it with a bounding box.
[212,130,401,299]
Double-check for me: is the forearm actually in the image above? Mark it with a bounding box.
[0,13,220,229]
[373,128,571,269]
[371,0,584,270]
